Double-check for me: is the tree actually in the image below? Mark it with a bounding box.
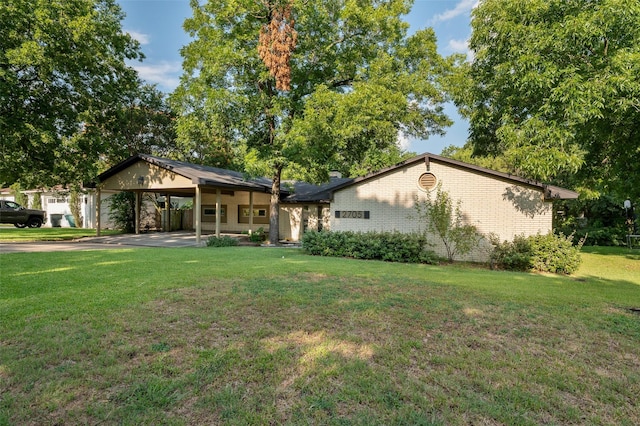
[440,144,509,173]
[9,183,27,206]
[458,0,640,200]
[85,83,180,166]
[0,0,143,187]
[173,0,455,244]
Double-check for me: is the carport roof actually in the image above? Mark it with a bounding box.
[91,154,354,201]
[92,154,277,193]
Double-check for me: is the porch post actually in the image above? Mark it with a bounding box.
[135,191,141,234]
[215,188,221,238]
[96,188,102,236]
[249,191,254,231]
[165,194,171,232]
[195,185,202,245]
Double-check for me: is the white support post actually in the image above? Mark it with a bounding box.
[165,194,171,232]
[195,186,202,245]
[249,191,254,232]
[215,188,221,238]
[96,188,102,236]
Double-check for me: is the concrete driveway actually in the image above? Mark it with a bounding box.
[0,231,207,253]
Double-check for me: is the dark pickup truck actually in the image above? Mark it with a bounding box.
[0,200,46,228]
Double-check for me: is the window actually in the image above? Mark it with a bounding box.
[47,198,67,204]
[238,205,269,224]
[202,204,227,223]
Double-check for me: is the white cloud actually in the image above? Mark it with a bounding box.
[397,130,411,151]
[126,30,150,45]
[132,61,182,91]
[432,0,478,23]
[448,38,474,61]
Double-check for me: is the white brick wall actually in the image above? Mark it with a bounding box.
[331,160,553,261]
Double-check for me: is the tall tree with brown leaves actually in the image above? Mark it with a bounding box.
[173,0,457,244]
[258,0,297,91]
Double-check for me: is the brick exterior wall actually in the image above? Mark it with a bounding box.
[330,160,554,261]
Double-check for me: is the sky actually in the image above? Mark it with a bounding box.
[117,0,476,155]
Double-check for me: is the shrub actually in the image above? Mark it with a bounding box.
[206,235,239,247]
[489,234,532,271]
[412,183,482,262]
[528,233,584,274]
[555,195,628,246]
[489,232,583,274]
[249,227,266,243]
[302,230,438,264]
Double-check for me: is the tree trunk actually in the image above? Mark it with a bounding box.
[268,165,282,245]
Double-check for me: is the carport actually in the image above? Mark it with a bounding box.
[91,154,276,245]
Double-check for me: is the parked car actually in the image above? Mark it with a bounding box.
[0,200,46,228]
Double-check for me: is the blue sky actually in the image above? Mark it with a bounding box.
[117,0,476,154]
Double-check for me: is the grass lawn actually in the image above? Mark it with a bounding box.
[1,246,639,425]
[0,227,122,242]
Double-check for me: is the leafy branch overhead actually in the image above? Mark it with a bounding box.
[455,0,640,200]
[258,0,297,91]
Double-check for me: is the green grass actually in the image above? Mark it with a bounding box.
[1,246,639,425]
[0,227,121,242]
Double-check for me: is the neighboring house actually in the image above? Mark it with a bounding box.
[0,188,15,202]
[16,187,120,229]
[329,153,578,261]
[90,153,578,258]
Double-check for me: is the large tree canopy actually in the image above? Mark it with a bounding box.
[459,0,640,199]
[0,0,143,187]
[172,0,455,243]
[86,84,179,167]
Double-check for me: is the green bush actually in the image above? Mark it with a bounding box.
[302,230,438,264]
[489,234,532,271]
[206,235,239,247]
[489,232,583,274]
[555,195,629,246]
[562,226,627,247]
[249,227,266,243]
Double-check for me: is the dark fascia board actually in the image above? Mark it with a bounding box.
[331,153,579,200]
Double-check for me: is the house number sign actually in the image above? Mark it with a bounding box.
[335,210,370,219]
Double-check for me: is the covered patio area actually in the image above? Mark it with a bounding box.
[91,154,277,246]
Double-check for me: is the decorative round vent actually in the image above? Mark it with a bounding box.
[418,172,437,191]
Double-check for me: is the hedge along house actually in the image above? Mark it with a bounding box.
[91,154,350,244]
[329,153,579,261]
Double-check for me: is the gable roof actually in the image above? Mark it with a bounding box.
[93,154,276,193]
[330,153,579,200]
